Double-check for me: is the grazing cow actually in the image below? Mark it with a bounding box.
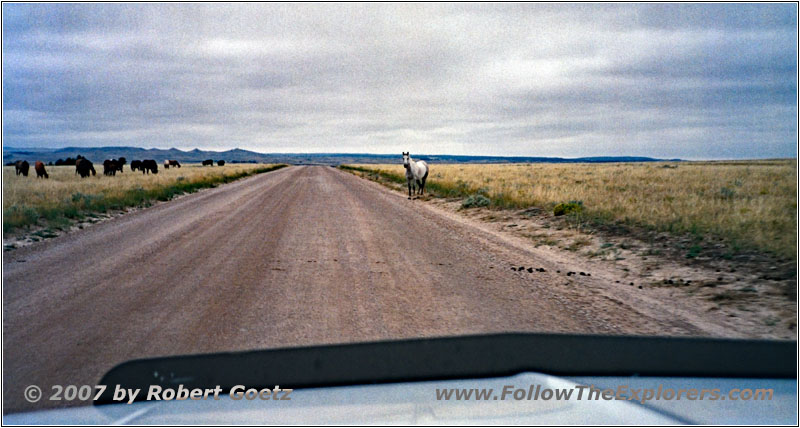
[116,157,126,173]
[103,159,118,176]
[14,160,29,177]
[75,159,96,178]
[169,160,181,168]
[130,160,142,172]
[34,161,49,179]
[141,159,158,174]
[402,152,429,199]
[202,159,214,166]
[217,160,225,166]
[164,160,170,169]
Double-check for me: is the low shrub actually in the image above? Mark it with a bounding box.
[553,200,584,216]
[462,194,491,208]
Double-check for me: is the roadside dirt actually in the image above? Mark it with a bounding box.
[3,166,796,414]
[428,199,796,338]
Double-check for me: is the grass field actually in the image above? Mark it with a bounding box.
[4,163,286,234]
[343,160,797,260]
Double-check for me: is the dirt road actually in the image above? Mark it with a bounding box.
[2,166,754,413]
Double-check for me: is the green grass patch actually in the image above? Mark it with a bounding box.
[686,244,703,259]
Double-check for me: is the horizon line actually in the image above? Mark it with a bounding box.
[3,145,798,162]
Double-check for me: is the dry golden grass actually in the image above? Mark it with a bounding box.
[349,160,797,260]
[4,163,284,234]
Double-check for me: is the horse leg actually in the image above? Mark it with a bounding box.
[408,180,412,199]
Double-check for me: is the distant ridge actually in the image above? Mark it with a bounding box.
[3,146,674,165]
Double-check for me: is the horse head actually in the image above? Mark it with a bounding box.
[402,152,410,169]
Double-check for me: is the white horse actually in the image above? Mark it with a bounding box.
[402,152,429,199]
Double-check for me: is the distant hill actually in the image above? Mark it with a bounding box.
[2,146,673,165]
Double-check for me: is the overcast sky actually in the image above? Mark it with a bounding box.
[2,3,797,159]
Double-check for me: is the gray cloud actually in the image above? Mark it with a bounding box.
[2,3,797,159]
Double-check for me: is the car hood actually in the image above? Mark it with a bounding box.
[5,372,797,425]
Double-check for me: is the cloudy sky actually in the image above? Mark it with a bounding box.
[2,3,797,159]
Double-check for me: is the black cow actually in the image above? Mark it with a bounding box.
[202,159,214,166]
[141,159,158,174]
[116,157,126,173]
[130,160,142,172]
[75,159,96,178]
[15,160,29,176]
[217,160,225,166]
[103,159,118,176]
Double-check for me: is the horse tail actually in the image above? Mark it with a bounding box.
[419,162,429,195]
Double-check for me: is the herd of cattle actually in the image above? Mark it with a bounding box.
[9,157,226,179]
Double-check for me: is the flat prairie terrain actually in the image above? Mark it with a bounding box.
[346,160,797,260]
[3,163,285,240]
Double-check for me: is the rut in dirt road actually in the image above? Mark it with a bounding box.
[3,166,722,413]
